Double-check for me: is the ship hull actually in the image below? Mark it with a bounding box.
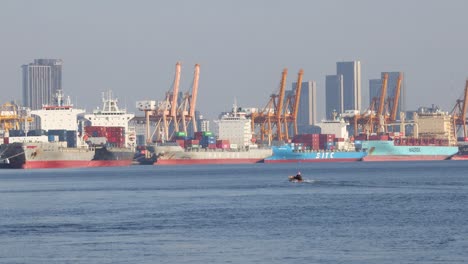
[0,142,134,169]
[265,158,362,163]
[362,140,458,162]
[264,145,366,163]
[156,158,264,165]
[155,148,272,165]
[450,155,468,160]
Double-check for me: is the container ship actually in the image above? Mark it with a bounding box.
[0,90,136,169]
[265,144,366,163]
[361,110,459,161]
[154,106,272,165]
[83,90,136,166]
[265,116,366,163]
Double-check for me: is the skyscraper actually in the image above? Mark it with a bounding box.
[292,81,317,133]
[369,78,382,107]
[22,59,63,110]
[325,75,343,119]
[383,72,405,116]
[336,61,361,112]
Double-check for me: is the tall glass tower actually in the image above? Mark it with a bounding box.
[292,81,317,133]
[336,61,361,112]
[22,59,63,110]
[325,75,343,120]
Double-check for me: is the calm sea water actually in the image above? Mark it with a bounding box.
[0,161,467,264]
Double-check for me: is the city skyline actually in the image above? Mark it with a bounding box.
[1,1,468,120]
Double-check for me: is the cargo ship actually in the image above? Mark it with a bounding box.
[0,90,134,169]
[155,144,272,165]
[83,90,136,165]
[361,110,459,161]
[265,115,366,163]
[154,105,272,165]
[0,90,136,169]
[264,144,366,163]
[361,138,459,161]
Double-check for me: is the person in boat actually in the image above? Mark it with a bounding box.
[293,171,303,181]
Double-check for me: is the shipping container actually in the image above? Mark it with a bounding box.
[176,139,185,148]
[66,130,77,148]
[48,129,67,141]
[230,144,238,149]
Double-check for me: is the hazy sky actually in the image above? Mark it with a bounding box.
[1,0,468,120]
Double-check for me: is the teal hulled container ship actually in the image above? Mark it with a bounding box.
[361,139,459,161]
[264,144,367,163]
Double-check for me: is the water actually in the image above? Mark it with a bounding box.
[1,161,467,263]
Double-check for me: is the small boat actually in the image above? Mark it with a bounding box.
[288,175,303,182]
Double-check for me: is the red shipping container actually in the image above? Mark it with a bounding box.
[176,139,185,148]
[207,143,217,149]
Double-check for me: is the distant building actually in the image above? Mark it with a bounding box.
[369,79,382,107]
[383,72,405,116]
[325,75,343,120]
[337,61,361,112]
[290,81,317,134]
[22,59,63,110]
[198,115,210,132]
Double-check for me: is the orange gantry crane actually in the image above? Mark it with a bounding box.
[283,69,304,139]
[248,68,303,143]
[177,64,200,134]
[347,72,402,136]
[141,62,200,142]
[450,80,468,139]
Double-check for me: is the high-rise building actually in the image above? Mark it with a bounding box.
[325,75,343,120]
[292,81,317,133]
[368,72,405,117]
[22,59,63,110]
[383,72,405,116]
[337,61,361,112]
[369,79,382,107]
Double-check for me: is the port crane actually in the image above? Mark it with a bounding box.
[450,80,468,139]
[137,62,200,143]
[346,72,402,136]
[176,64,200,135]
[247,68,287,143]
[0,102,33,134]
[248,68,303,143]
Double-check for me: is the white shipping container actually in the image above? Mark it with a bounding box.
[230,144,238,149]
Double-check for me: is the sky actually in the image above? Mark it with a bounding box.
[1,0,468,120]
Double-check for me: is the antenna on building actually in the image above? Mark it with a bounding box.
[233,97,238,116]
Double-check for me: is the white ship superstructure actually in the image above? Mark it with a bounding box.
[84,91,136,148]
[215,104,253,147]
[31,90,84,131]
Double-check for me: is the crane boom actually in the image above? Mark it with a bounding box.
[189,64,200,118]
[461,80,468,137]
[390,73,402,121]
[292,69,304,122]
[171,62,181,132]
[276,68,287,140]
[292,69,304,135]
[189,64,200,132]
[377,73,388,118]
[171,62,181,118]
